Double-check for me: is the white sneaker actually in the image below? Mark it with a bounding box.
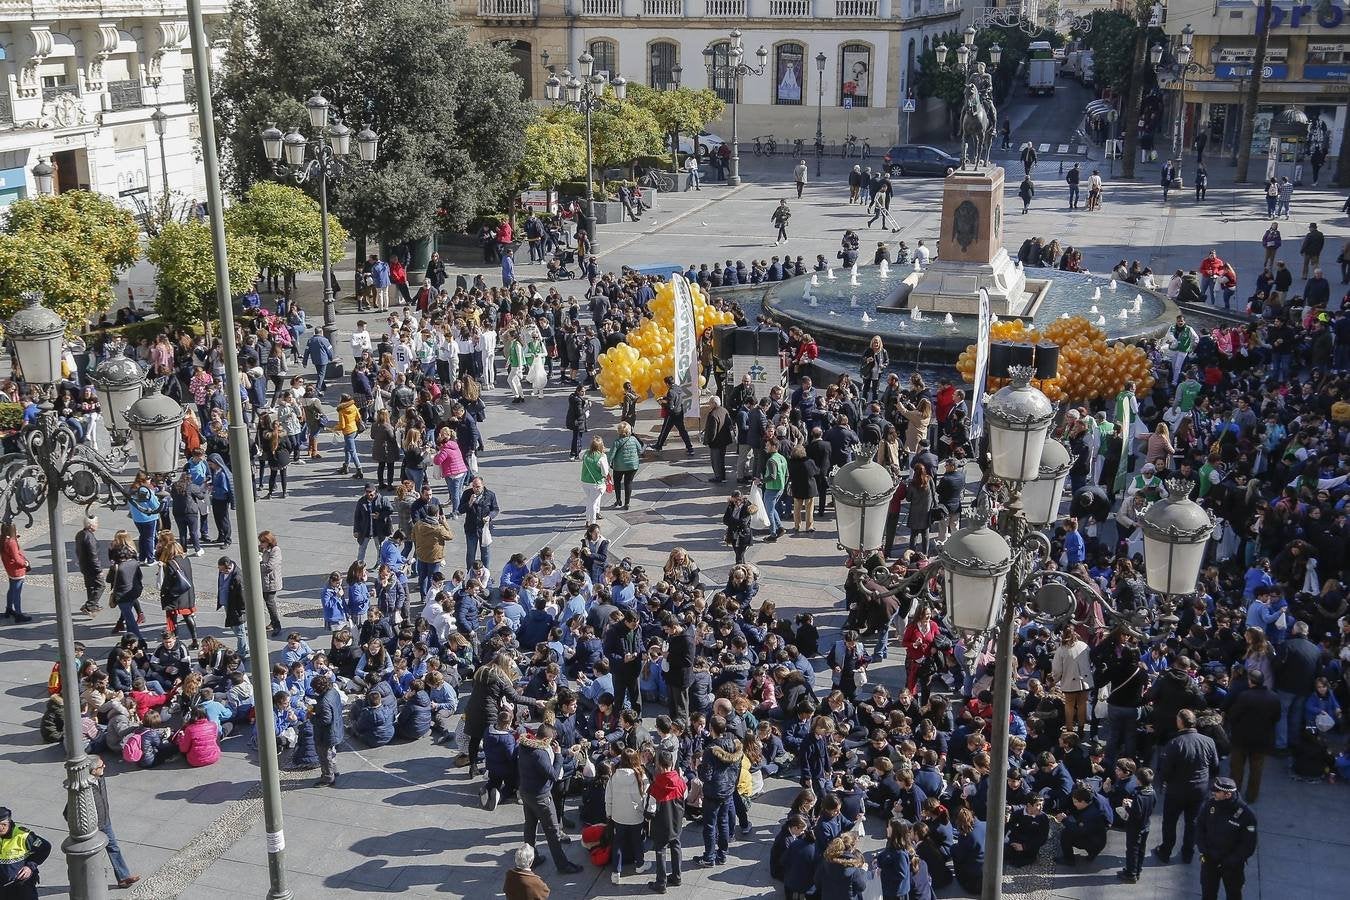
[635,861,651,875]
[611,872,623,885]
[195,549,204,557]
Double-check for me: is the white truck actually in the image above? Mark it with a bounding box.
[1027,41,1056,96]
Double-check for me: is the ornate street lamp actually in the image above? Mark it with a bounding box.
[30,156,54,195]
[543,54,627,252]
[705,30,769,187]
[1140,482,1215,596]
[5,291,63,384]
[89,346,146,438]
[830,452,898,556]
[936,516,1012,632]
[124,387,185,476]
[815,52,827,179]
[1020,438,1073,527]
[984,367,1055,483]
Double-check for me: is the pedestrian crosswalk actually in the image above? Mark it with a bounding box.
[1034,142,1089,155]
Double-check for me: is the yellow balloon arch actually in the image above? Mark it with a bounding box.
[595,280,736,406]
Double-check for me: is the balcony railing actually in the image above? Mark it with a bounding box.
[107,79,143,112]
[0,90,12,126]
[642,0,682,14]
[477,0,537,16]
[581,0,620,12]
[183,69,197,105]
[835,0,878,16]
[705,0,744,14]
[42,83,77,102]
[769,0,810,13]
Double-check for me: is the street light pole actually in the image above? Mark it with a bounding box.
[815,52,826,179]
[151,106,169,199]
[705,30,768,188]
[544,55,625,254]
[187,1,293,896]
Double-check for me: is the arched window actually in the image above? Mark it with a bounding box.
[774,43,804,106]
[708,41,735,103]
[839,43,871,107]
[650,41,678,90]
[589,40,617,79]
[509,40,533,99]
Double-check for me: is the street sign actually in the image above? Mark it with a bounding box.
[843,97,853,110]
[902,99,916,113]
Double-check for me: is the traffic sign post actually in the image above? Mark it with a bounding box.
[902,97,916,144]
[843,96,852,154]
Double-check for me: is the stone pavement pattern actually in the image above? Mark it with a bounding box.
[3,99,1350,897]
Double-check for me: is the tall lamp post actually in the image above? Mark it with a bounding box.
[543,51,626,254]
[0,293,184,900]
[833,365,1214,900]
[1152,25,1217,168]
[814,51,827,178]
[704,29,768,187]
[260,96,378,347]
[188,0,293,895]
[150,106,170,199]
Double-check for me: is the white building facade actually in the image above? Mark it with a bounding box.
[0,0,225,209]
[461,0,968,146]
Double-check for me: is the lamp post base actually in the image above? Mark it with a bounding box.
[583,213,598,254]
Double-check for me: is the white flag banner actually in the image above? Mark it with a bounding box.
[970,287,992,441]
[670,273,698,408]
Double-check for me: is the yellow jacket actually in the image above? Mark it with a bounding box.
[336,400,362,436]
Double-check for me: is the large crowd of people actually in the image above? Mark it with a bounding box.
[3,202,1350,900]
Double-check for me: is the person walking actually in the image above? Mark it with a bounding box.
[772,200,792,245]
[0,807,51,900]
[157,535,198,648]
[1161,159,1177,202]
[108,551,145,640]
[1154,708,1220,865]
[302,330,335,394]
[335,393,364,478]
[565,385,590,460]
[1194,777,1257,900]
[1195,163,1208,201]
[786,444,819,533]
[1018,175,1035,214]
[1086,169,1104,211]
[1065,163,1081,209]
[81,757,140,889]
[1272,620,1321,751]
[579,436,611,526]
[793,160,808,199]
[75,515,103,615]
[684,154,701,191]
[1261,222,1282,270]
[1019,141,1038,176]
[458,476,499,570]
[219,556,249,663]
[1300,222,1324,278]
[652,377,695,455]
[1224,670,1281,803]
[701,396,734,483]
[760,438,788,542]
[1265,178,1279,218]
[353,482,393,564]
[506,330,526,403]
[518,721,584,874]
[607,422,641,509]
[1276,176,1294,219]
[313,674,343,786]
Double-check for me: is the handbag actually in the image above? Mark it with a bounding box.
[748,485,771,530]
[604,473,614,494]
[854,667,868,687]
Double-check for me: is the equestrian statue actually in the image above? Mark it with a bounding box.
[959,61,997,170]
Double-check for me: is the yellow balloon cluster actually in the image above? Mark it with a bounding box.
[955,316,1155,405]
[595,281,736,406]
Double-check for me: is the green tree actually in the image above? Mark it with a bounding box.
[1083,10,1141,96]
[589,99,665,177]
[148,221,259,329]
[516,120,586,189]
[627,85,725,168]
[225,181,347,277]
[0,191,141,328]
[217,0,534,243]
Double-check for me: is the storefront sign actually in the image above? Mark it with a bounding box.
[1304,64,1350,78]
[1215,63,1289,80]
[0,166,27,190]
[1257,3,1349,31]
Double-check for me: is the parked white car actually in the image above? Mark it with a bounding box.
[668,130,726,161]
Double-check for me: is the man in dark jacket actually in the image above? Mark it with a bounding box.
[458,476,499,570]
[565,385,590,459]
[313,675,343,786]
[697,715,744,866]
[936,458,965,539]
[517,722,583,874]
[218,558,248,663]
[75,515,103,615]
[664,614,696,726]
[1146,655,1207,746]
[1195,777,1257,900]
[1056,785,1109,865]
[1273,620,1322,749]
[1154,708,1220,864]
[1299,222,1325,278]
[702,396,735,483]
[353,483,393,564]
[806,427,832,517]
[1224,671,1281,802]
[603,610,643,727]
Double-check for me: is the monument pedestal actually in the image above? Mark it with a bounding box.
[903,166,1031,316]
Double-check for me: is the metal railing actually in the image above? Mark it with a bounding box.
[42,83,77,102]
[705,0,745,14]
[835,0,879,15]
[107,79,143,111]
[642,0,683,14]
[0,89,13,125]
[581,0,621,11]
[769,0,810,12]
[477,0,537,16]
[183,69,197,105]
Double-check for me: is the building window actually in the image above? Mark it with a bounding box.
[774,43,804,105]
[589,40,617,79]
[650,41,678,90]
[708,41,735,102]
[840,43,871,107]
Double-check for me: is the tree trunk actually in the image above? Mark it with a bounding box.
[671,127,680,171]
[1121,27,1148,179]
[1235,0,1273,184]
[1335,115,1350,187]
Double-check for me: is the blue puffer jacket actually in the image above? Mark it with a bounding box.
[396,690,433,740]
[698,734,744,800]
[355,699,396,746]
[517,732,561,798]
[484,726,519,778]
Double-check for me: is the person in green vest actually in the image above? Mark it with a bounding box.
[1091,411,1116,484]
[1176,369,1202,413]
[505,329,526,403]
[760,437,788,542]
[525,328,548,398]
[1125,462,1167,503]
[0,807,51,900]
[579,435,611,526]
[1197,451,1223,499]
[1158,314,1198,385]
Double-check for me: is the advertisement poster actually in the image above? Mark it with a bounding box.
[670,274,698,410]
[776,45,803,104]
[841,47,870,107]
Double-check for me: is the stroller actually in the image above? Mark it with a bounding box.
[547,247,577,281]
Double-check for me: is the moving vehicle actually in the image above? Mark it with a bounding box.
[881,144,959,177]
[1080,50,1095,87]
[1027,41,1056,96]
[668,130,725,161]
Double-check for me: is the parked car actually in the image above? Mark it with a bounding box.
[667,130,725,162]
[881,145,959,177]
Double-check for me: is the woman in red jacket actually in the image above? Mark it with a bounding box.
[388,256,412,306]
[1,521,31,623]
[902,605,940,693]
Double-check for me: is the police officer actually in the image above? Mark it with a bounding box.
[0,808,51,900]
[1195,777,1257,900]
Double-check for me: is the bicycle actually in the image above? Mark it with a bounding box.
[792,138,805,157]
[637,169,677,192]
[753,134,777,156]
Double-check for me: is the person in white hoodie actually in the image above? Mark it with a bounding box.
[605,748,650,884]
[350,321,372,361]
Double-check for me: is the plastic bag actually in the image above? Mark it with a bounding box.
[528,356,547,390]
[748,485,771,530]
